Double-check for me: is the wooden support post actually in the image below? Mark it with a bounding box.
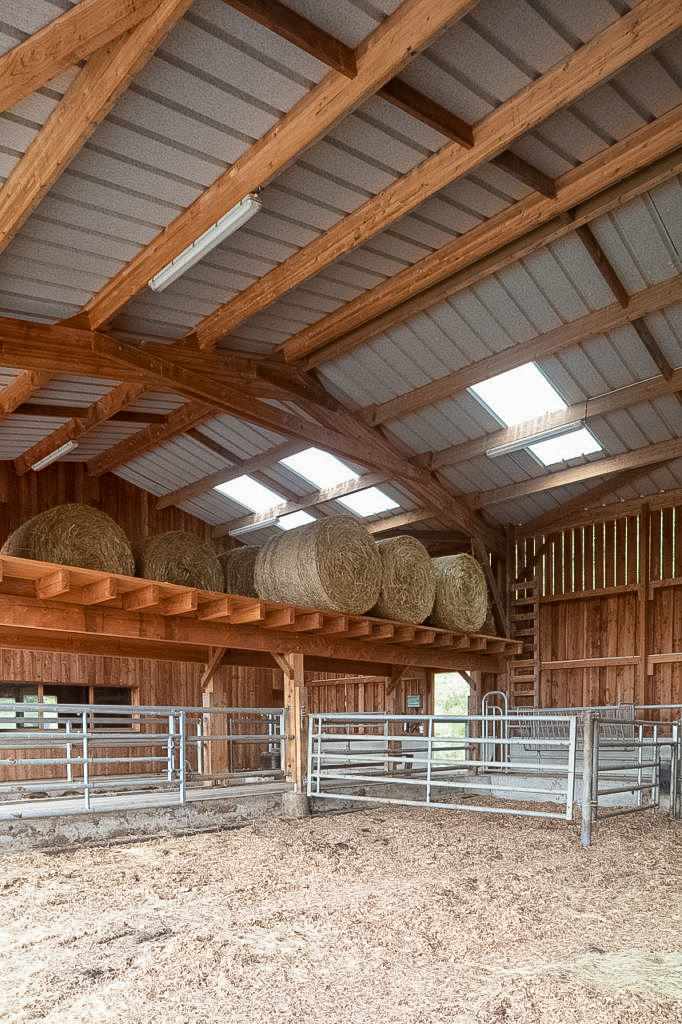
[638,506,651,704]
[277,652,307,790]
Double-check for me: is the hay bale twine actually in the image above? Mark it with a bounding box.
[371,535,436,624]
[219,545,259,598]
[254,516,381,614]
[1,503,134,575]
[135,531,224,591]
[429,553,488,632]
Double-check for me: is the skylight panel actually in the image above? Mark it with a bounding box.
[337,487,399,517]
[281,448,358,489]
[278,510,316,531]
[529,427,602,466]
[214,475,284,512]
[470,363,567,425]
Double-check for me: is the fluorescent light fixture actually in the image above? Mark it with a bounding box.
[337,487,399,517]
[30,440,79,472]
[148,194,262,292]
[486,421,584,458]
[278,510,316,531]
[229,517,279,538]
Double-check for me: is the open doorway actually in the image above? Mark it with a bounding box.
[433,672,471,762]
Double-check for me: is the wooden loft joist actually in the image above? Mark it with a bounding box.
[0,556,519,674]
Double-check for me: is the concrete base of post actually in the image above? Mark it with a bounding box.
[282,790,310,819]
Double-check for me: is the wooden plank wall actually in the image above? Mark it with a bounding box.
[517,498,682,716]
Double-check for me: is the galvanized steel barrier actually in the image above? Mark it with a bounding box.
[0,702,285,815]
[307,711,579,821]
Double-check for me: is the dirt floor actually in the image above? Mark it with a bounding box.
[1,804,681,1024]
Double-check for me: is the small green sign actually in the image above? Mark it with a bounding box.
[406,695,421,708]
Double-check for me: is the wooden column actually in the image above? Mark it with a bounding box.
[274,652,307,789]
[638,506,652,703]
[200,647,227,782]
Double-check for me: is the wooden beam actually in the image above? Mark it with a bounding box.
[469,437,682,510]
[575,224,630,308]
[15,381,147,475]
[366,273,682,426]
[632,318,675,381]
[201,0,682,362]
[365,509,434,534]
[472,539,509,638]
[15,403,166,425]
[0,0,163,113]
[518,460,671,536]
[0,0,194,254]
[428,369,682,470]
[220,0,357,78]
[200,647,228,692]
[212,471,387,538]
[377,77,474,148]
[156,440,305,510]
[78,0,477,329]
[490,150,556,198]
[86,400,215,478]
[285,112,682,369]
[0,371,51,421]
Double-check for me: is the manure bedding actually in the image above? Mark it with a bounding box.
[1,806,681,1024]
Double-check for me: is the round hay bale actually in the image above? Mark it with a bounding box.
[134,531,224,591]
[1,504,134,575]
[429,553,488,632]
[219,545,259,598]
[254,516,381,614]
[371,535,436,624]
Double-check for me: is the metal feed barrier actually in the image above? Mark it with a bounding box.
[307,711,579,821]
[0,702,285,815]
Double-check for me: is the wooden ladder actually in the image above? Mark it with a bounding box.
[508,576,539,707]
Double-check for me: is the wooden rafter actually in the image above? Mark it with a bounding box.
[0,0,163,113]
[632,318,675,381]
[76,0,477,330]
[213,471,388,538]
[282,110,682,369]
[575,224,630,308]
[220,0,357,78]
[156,440,306,510]
[15,381,148,475]
[469,437,682,510]
[0,0,194,255]
[187,0,682,352]
[365,273,682,427]
[423,369,682,470]
[0,370,51,421]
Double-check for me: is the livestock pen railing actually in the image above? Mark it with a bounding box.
[0,702,285,815]
[307,711,579,821]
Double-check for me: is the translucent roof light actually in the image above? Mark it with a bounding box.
[280,447,358,489]
[337,487,399,517]
[214,475,284,512]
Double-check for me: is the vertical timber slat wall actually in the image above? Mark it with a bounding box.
[515,498,682,713]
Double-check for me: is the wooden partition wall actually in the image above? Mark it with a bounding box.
[516,496,682,714]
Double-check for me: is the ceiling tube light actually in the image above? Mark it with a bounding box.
[148,193,263,292]
[486,421,584,458]
[30,440,79,472]
[228,517,280,538]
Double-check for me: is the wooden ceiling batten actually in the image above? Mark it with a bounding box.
[14,381,148,475]
[365,273,682,427]
[196,0,682,358]
[0,371,52,421]
[469,437,682,510]
[426,370,682,470]
[0,0,195,255]
[288,112,682,370]
[220,0,357,78]
[0,0,162,113]
[78,0,477,330]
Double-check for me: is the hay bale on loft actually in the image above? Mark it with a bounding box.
[429,553,488,633]
[134,531,224,592]
[0,503,135,575]
[371,535,436,624]
[254,516,382,614]
[219,545,259,598]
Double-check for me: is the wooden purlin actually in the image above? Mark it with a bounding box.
[0,555,520,673]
